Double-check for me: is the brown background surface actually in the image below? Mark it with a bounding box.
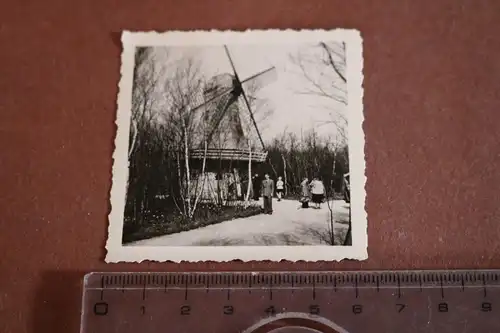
[1,0,500,332]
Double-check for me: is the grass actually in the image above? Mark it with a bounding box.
[122,202,263,244]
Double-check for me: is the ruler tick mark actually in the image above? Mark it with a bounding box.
[82,270,500,331]
[312,280,316,300]
[100,276,104,300]
[397,275,401,298]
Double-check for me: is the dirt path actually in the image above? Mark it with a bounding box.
[130,199,350,246]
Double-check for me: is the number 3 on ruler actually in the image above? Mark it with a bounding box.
[93,302,108,316]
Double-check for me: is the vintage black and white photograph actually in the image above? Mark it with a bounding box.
[106,29,366,262]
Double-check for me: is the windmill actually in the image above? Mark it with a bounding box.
[187,45,278,203]
[188,46,277,159]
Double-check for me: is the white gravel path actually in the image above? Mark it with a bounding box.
[130,199,350,246]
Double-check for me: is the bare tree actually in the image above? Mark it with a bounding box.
[279,130,289,196]
[324,132,343,245]
[125,47,169,225]
[289,41,351,245]
[289,41,348,144]
[130,48,166,158]
[191,114,209,216]
[162,56,207,218]
[290,42,346,102]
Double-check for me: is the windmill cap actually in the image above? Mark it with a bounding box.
[204,73,234,93]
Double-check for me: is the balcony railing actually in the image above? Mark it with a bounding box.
[190,148,268,162]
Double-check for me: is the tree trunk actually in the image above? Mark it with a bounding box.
[182,118,192,217]
[332,150,337,196]
[343,204,352,246]
[124,120,139,219]
[244,142,252,207]
[281,153,288,196]
[216,152,223,206]
[128,119,139,160]
[325,181,335,246]
[191,133,208,218]
[176,150,186,216]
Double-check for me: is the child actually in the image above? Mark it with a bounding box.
[276,176,284,201]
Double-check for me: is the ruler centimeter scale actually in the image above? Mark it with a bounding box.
[81,270,500,333]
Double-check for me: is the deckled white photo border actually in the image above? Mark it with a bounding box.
[105,29,366,263]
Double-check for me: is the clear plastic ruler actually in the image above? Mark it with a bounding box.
[80,270,500,332]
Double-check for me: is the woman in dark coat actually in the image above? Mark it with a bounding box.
[252,173,261,201]
[300,177,311,208]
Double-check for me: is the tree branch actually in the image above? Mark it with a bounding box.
[319,42,347,83]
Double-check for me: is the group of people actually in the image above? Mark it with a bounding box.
[251,173,327,214]
[251,173,284,214]
[300,176,326,209]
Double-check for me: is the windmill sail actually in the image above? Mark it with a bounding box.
[204,78,246,150]
[189,74,247,152]
[241,66,278,91]
[223,45,277,150]
[189,45,278,161]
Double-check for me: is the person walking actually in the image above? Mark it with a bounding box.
[300,177,311,209]
[261,173,275,214]
[309,176,326,209]
[276,176,284,201]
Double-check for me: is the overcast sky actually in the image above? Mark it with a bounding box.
[148,42,347,143]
